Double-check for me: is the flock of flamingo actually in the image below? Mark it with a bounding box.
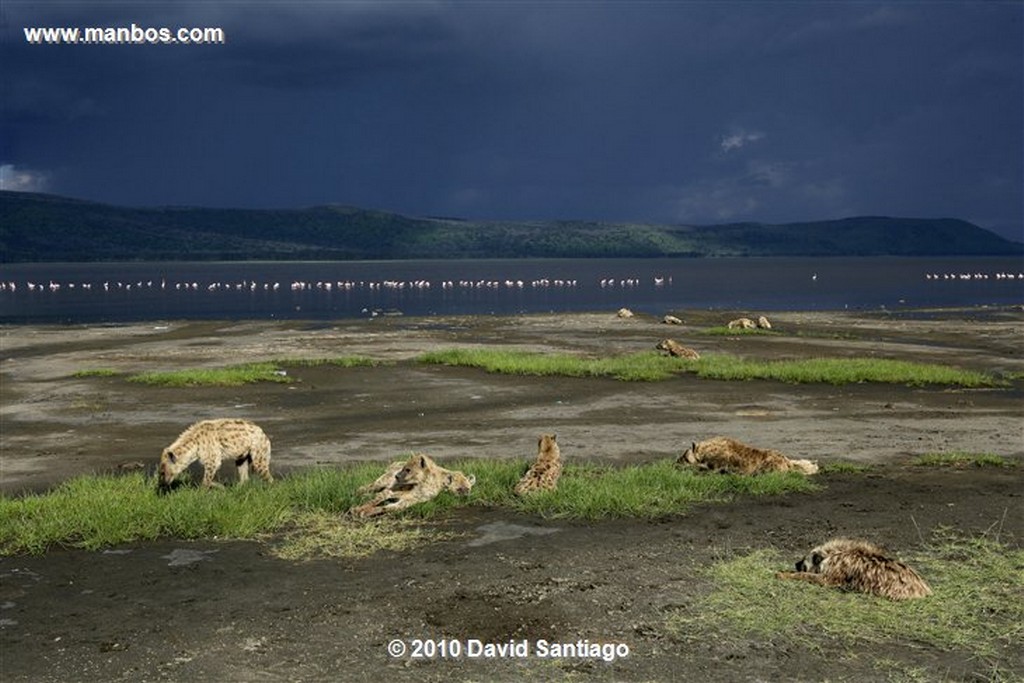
[0,275,675,295]
[924,272,1021,281]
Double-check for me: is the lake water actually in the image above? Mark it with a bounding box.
[1,257,1021,323]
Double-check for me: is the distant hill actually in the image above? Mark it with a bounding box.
[1,191,1020,262]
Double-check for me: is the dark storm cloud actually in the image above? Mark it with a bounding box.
[2,1,1021,239]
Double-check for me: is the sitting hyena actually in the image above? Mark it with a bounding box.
[350,453,476,518]
[678,436,818,475]
[158,418,273,490]
[656,338,701,360]
[777,538,932,600]
[515,434,563,495]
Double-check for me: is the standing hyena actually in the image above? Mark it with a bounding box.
[515,434,563,495]
[158,418,273,490]
[777,538,932,600]
[678,436,819,475]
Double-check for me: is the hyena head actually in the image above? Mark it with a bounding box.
[656,339,673,352]
[538,433,558,452]
[681,441,700,465]
[393,454,435,487]
[795,548,827,573]
[158,446,192,488]
[444,471,476,496]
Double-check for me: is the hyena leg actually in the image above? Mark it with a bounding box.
[203,455,225,489]
[253,448,273,483]
[236,453,251,484]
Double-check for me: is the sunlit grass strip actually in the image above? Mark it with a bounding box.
[687,355,1000,386]
[418,348,1002,387]
[667,529,1024,671]
[127,362,291,387]
[0,460,817,555]
[418,348,691,381]
[701,326,776,336]
[912,452,1016,468]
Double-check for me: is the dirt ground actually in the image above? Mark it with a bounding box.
[1,308,1023,681]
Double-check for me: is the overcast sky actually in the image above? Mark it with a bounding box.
[2,1,1022,240]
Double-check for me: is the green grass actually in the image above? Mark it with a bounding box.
[127,362,292,387]
[72,368,120,378]
[121,356,380,386]
[417,348,1002,387]
[701,326,776,336]
[912,452,1016,468]
[0,459,816,555]
[418,348,693,381]
[667,528,1024,677]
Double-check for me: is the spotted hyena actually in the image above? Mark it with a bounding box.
[655,338,700,360]
[158,418,273,490]
[727,317,757,330]
[350,453,476,518]
[515,434,563,495]
[777,538,932,600]
[678,436,818,475]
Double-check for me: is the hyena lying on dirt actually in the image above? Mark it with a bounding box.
[678,436,819,475]
[777,538,933,600]
[158,418,273,490]
[515,434,563,495]
[350,453,476,518]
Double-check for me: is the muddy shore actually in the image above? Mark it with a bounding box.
[1,308,1022,681]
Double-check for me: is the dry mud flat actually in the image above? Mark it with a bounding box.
[1,308,1023,681]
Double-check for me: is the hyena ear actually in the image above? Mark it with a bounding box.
[419,455,428,469]
[811,552,824,567]
[467,474,476,486]
[165,450,176,463]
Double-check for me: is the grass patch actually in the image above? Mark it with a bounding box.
[701,326,776,336]
[912,452,1016,468]
[417,348,1002,387]
[72,368,120,378]
[418,348,693,381]
[666,528,1023,676]
[0,459,817,555]
[820,461,874,474]
[270,513,453,560]
[127,362,291,387]
[687,355,1001,387]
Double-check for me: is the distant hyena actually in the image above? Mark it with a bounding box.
[515,434,563,495]
[678,436,818,475]
[158,419,273,490]
[350,453,476,518]
[727,317,757,330]
[777,538,932,600]
[656,338,700,360]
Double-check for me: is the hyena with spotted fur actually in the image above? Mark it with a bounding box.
[678,436,818,475]
[350,453,476,518]
[158,418,273,490]
[777,538,932,600]
[515,434,562,495]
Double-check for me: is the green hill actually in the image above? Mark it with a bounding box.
[1,191,1019,262]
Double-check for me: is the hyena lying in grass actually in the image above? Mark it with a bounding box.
[777,538,932,600]
[158,418,273,491]
[350,453,476,518]
[515,434,563,495]
[678,436,819,475]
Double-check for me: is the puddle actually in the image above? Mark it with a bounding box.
[161,549,219,567]
[467,521,561,547]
